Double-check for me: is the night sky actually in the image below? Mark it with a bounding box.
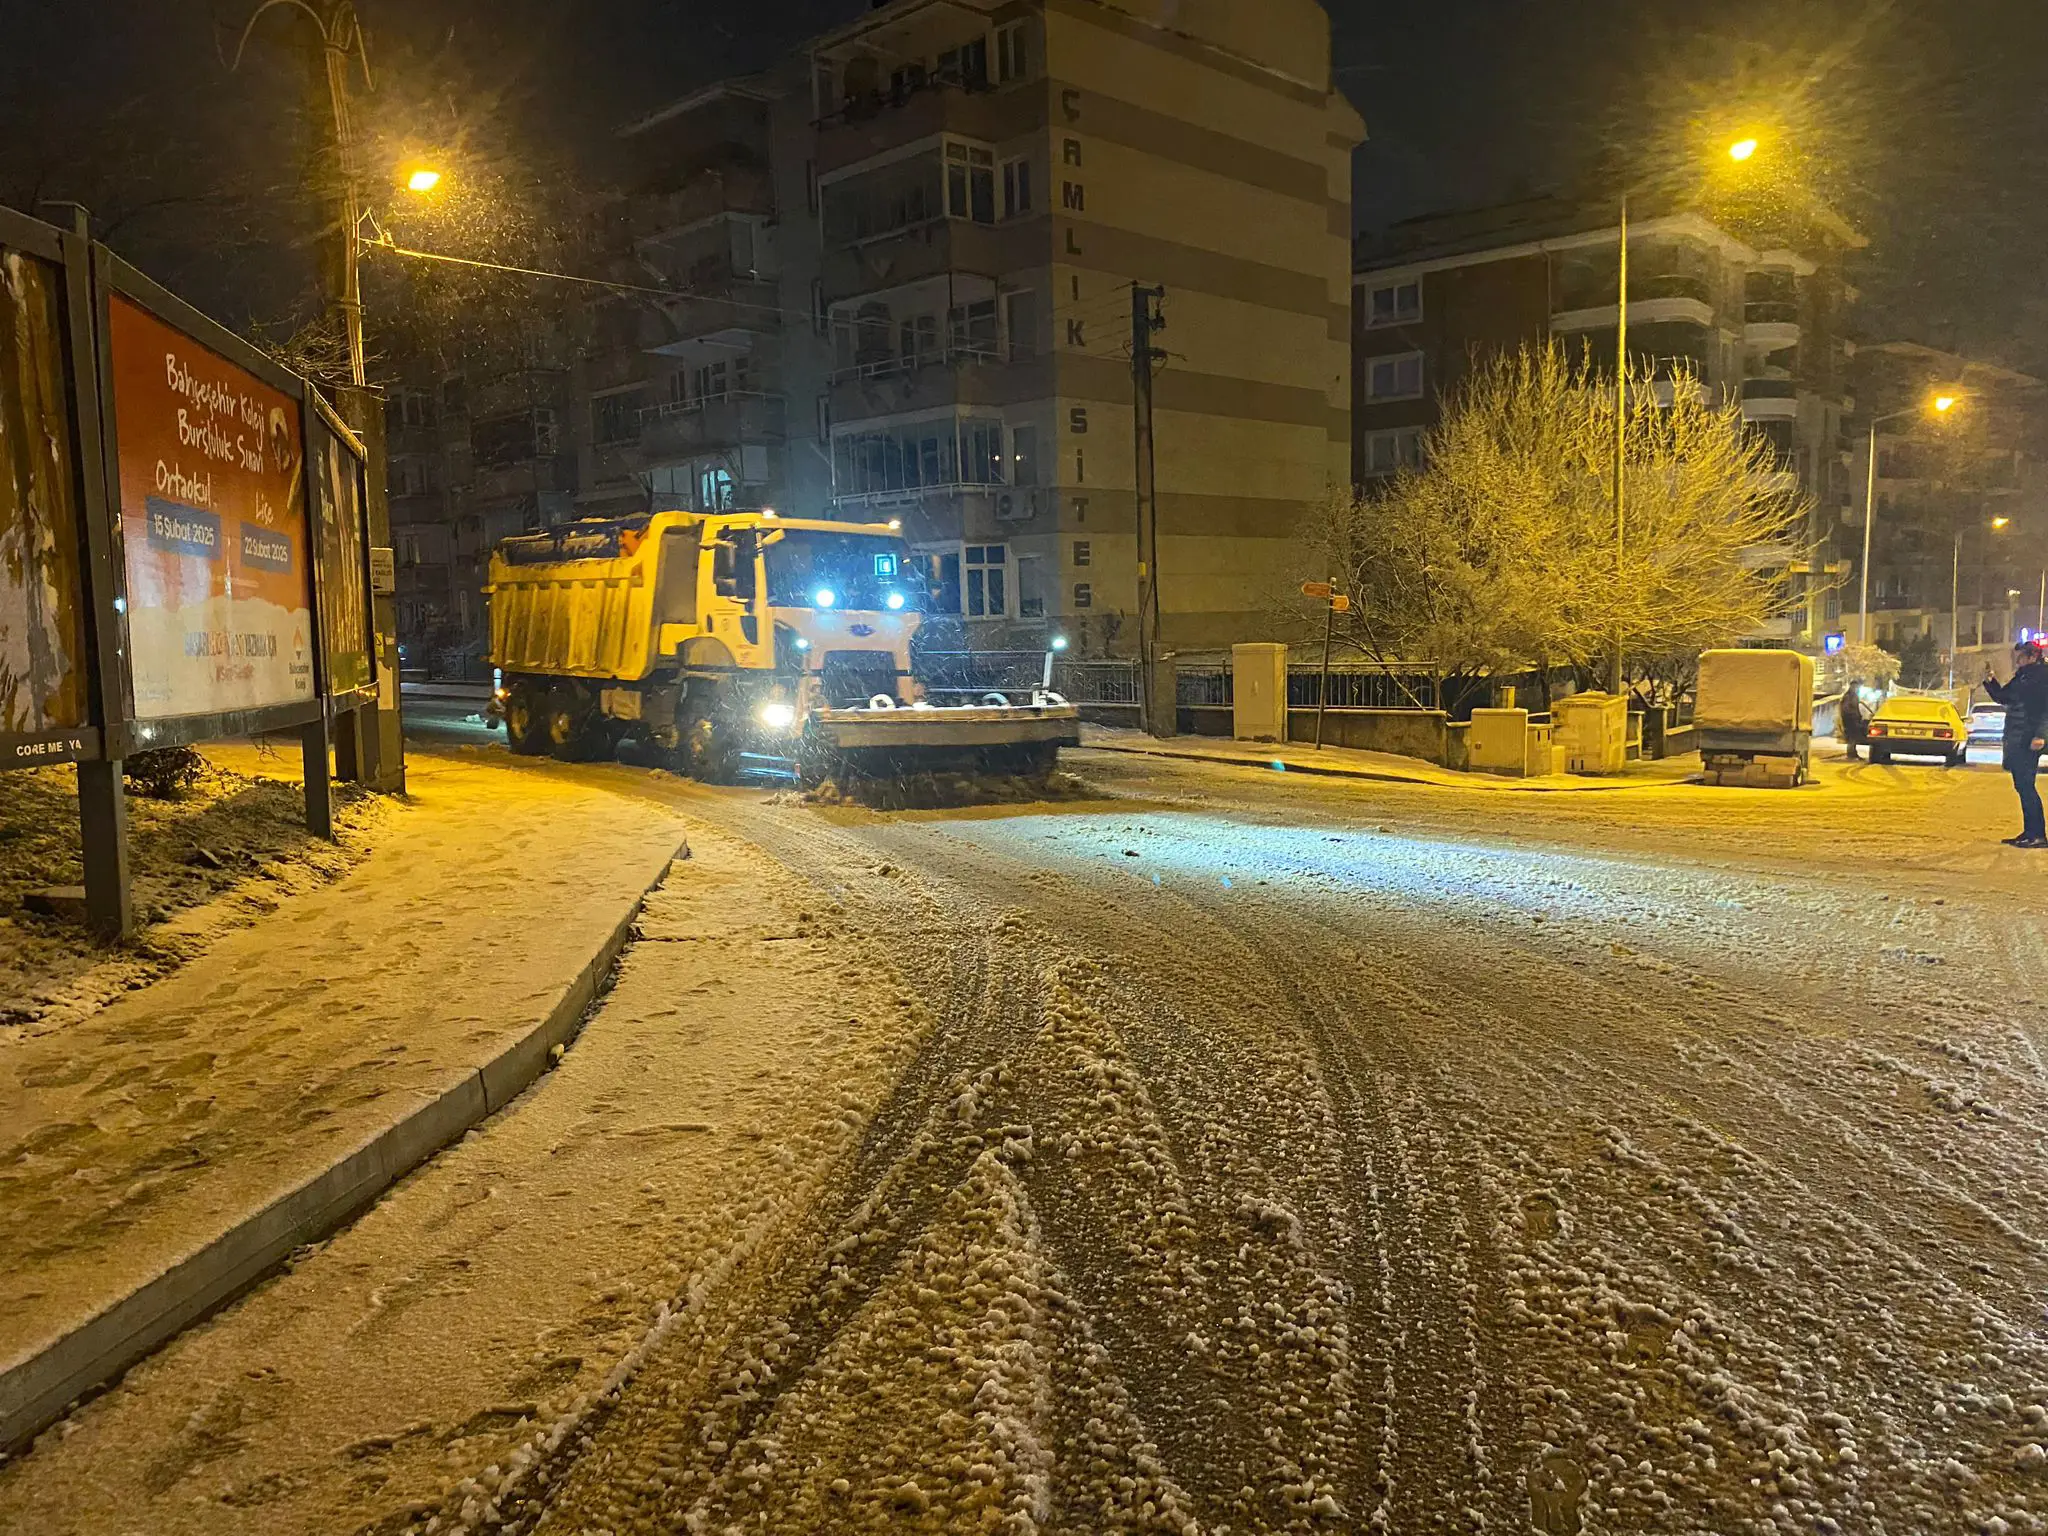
[3,0,2042,368]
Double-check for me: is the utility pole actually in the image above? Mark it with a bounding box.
[1130,282,1167,735]
[232,0,403,789]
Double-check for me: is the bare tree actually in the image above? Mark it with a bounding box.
[1303,344,1810,704]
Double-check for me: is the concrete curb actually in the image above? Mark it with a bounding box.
[1078,740,1700,793]
[0,838,686,1456]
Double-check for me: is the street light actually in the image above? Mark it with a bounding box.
[1608,135,1763,691]
[405,168,443,193]
[1858,392,1963,645]
[1952,514,2009,688]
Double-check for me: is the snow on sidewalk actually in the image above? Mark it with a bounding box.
[0,748,689,1425]
[0,814,931,1536]
[1078,723,1702,791]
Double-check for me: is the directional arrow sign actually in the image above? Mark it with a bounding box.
[1301,580,1333,599]
[1330,593,1352,613]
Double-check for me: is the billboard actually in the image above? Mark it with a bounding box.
[0,246,92,759]
[309,410,372,696]
[107,294,314,719]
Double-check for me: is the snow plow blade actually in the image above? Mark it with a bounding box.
[805,703,1081,782]
[812,704,1080,750]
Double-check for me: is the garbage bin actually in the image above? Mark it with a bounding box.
[1554,692,1628,774]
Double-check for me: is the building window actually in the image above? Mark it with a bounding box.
[816,393,831,442]
[995,22,1030,84]
[811,277,826,336]
[1363,427,1426,476]
[440,376,467,415]
[1017,554,1045,618]
[1366,280,1422,328]
[946,142,996,224]
[1072,538,1091,567]
[960,417,1006,484]
[1073,582,1093,609]
[949,298,998,357]
[966,544,1008,618]
[692,361,730,403]
[1002,156,1033,219]
[593,390,648,447]
[1012,424,1041,486]
[1365,351,1425,402]
[1004,290,1038,360]
[699,465,735,511]
[936,37,989,89]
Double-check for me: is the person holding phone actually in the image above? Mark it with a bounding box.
[1984,639,2048,847]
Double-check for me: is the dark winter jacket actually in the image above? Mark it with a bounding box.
[1986,660,2048,764]
[1838,688,1868,740]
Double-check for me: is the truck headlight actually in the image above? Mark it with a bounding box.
[756,701,797,732]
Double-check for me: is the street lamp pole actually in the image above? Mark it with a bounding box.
[1859,395,1960,646]
[1609,193,1628,695]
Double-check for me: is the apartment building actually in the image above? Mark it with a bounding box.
[1847,340,2045,657]
[804,0,1361,652]
[1352,194,1862,649]
[384,324,581,673]
[386,0,1362,668]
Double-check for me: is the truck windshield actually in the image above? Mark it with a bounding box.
[765,531,922,612]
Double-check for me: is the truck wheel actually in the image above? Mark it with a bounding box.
[505,682,550,757]
[547,683,608,762]
[681,712,738,784]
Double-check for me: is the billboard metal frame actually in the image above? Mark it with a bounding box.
[0,204,390,933]
[0,204,103,768]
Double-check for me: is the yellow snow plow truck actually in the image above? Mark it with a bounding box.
[485,510,1080,784]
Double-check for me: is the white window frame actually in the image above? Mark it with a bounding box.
[945,139,997,225]
[1362,426,1426,477]
[1365,279,1422,328]
[1001,154,1033,219]
[1365,351,1425,403]
[964,543,1010,619]
[995,21,1030,85]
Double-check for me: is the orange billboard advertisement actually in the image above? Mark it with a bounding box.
[107,295,314,719]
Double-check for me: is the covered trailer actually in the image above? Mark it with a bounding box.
[1696,648,1815,787]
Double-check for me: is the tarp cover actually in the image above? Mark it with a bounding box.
[1697,648,1815,733]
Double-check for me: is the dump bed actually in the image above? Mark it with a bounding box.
[1696,648,1815,734]
[487,514,698,682]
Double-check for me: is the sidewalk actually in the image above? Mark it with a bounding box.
[0,748,690,1451]
[1076,724,1703,792]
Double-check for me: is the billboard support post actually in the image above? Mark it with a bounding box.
[300,717,334,841]
[77,760,132,938]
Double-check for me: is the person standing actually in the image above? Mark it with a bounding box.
[1838,679,1869,762]
[1985,639,2048,847]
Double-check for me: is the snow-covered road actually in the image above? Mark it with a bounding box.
[8,742,2047,1535]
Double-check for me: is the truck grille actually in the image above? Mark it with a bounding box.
[822,651,899,707]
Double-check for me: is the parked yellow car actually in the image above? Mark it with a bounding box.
[1867,693,1970,766]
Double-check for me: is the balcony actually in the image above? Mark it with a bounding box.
[648,269,781,350]
[831,347,1051,424]
[1553,294,1716,333]
[816,80,1042,178]
[1741,377,1799,401]
[469,455,574,503]
[1744,300,1801,351]
[823,218,1034,306]
[639,392,786,460]
[636,163,775,236]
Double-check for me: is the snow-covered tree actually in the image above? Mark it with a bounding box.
[1304,344,1811,700]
